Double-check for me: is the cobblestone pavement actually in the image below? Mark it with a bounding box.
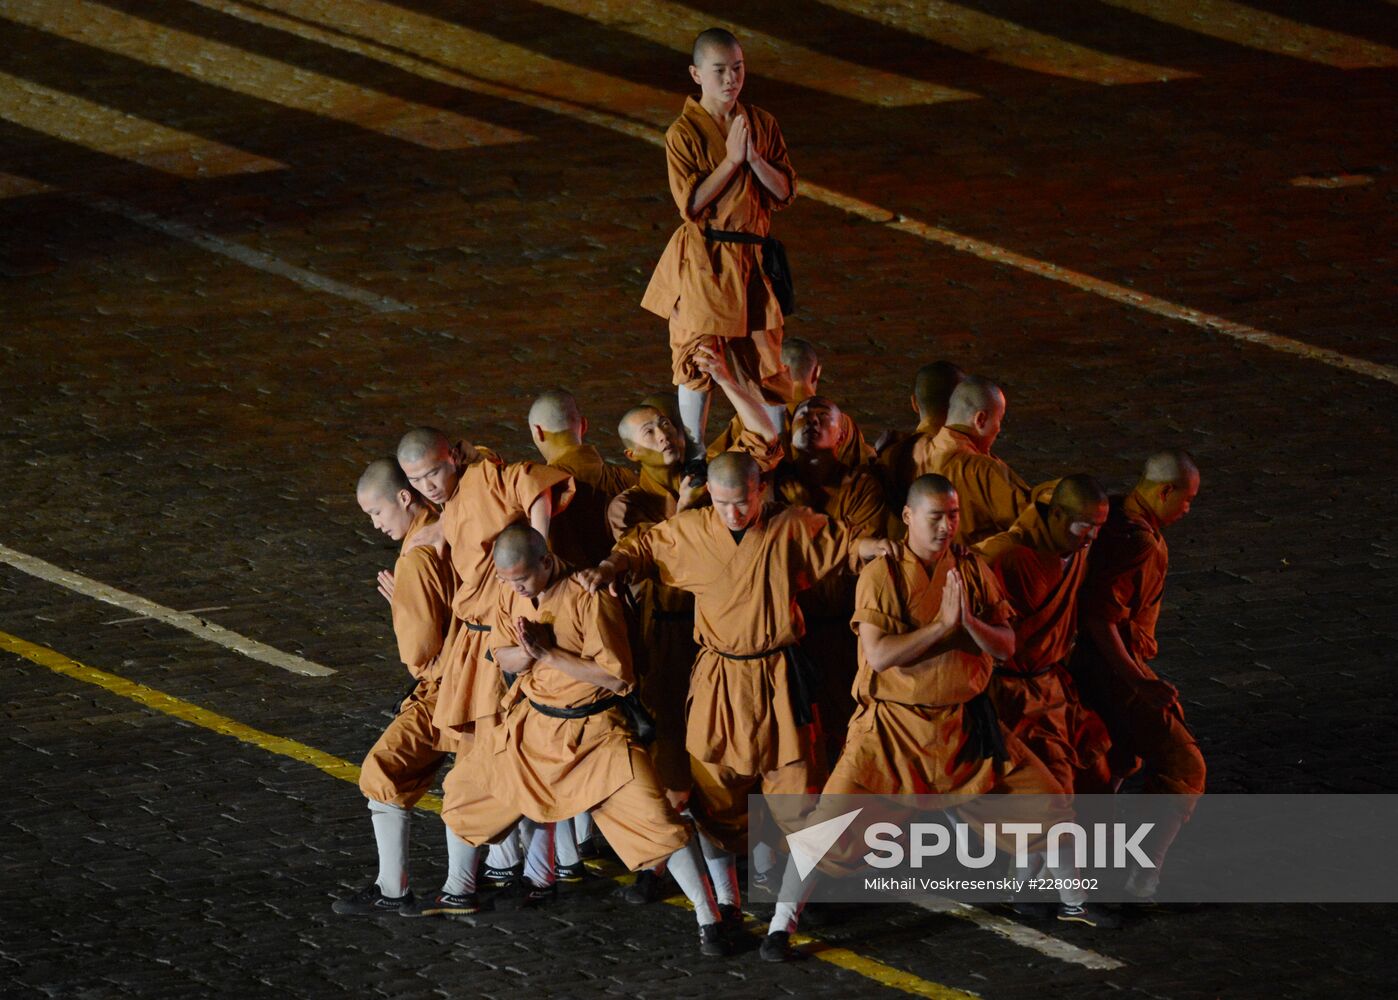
[2,2,1395,998]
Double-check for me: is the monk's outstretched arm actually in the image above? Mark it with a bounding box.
[1084,617,1157,686]
[528,491,553,539]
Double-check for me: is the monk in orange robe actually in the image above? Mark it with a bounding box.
[581,451,894,931]
[707,338,874,468]
[641,28,797,464]
[874,359,965,519]
[919,376,1032,546]
[773,396,888,766]
[332,459,461,917]
[527,389,637,568]
[436,526,732,954]
[758,475,1115,960]
[1075,450,1206,899]
[977,475,1112,795]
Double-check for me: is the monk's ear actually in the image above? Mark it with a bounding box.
[908,393,919,417]
[811,361,823,387]
[396,488,414,510]
[688,63,703,86]
[902,505,912,528]
[449,442,466,466]
[623,446,638,463]
[531,423,546,443]
[579,415,589,439]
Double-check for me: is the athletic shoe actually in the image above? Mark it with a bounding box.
[1009,901,1055,922]
[519,880,558,909]
[682,457,708,487]
[556,862,591,884]
[331,883,414,916]
[759,931,801,962]
[399,890,484,918]
[620,868,663,904]
[576,836,601,861]
[717,903,745,940]
[481,862,522,891]
[698,922,731,958]
[1057,903,1122,929]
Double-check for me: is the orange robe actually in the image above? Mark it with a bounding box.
[607,466,698,794]
[433,448,575,736]
[707,404,874,470]
[977,503,1111,794]
[612,503,859,851]
[360,507,461,807]
[641,96,796,399]
[441,568,689,871]
[1075,493,1206,797]
[547,442,638,569]
[921,425,1031,546]
[774,462,887,767]
[872,422,940,528]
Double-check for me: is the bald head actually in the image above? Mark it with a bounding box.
[396,427,451,466]
[907,473,956,508]
[618,403,684,467]
[1142,449,1199,487]
[791,395,845,455]
[945,376,1006,449]
[692,26,740,65]
[528,389,583,436]
[618,405,660,448]
[493,523,548,571]
[913,361,965,423]
[1050,473,1109,515]
[782,338,821,386]
[357,457,410,503]
[709,451,760,491]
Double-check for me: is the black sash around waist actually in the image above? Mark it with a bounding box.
[703,226,794,315]
[528,692,656,745]
[710,643,818,727]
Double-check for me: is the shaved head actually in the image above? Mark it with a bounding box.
[493,523,548,571]
[945,376,1004,426]
[709,450,760,490]
[791,395,844,455]
[782,338,821,385]
[1051,473,1109,514]
[692,26,740,65]
[1142,449,1200,486]
[913,361,965,422]
[396,426,451,466]
[618,405,663,449]
[907,473,957,508]
[357,457,410,502]
[528,389,583,435]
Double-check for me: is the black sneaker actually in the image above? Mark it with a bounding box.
[682,457,708,487]
[332,882,414,916]
[481,862,522,891]
[399,890,484,918]
[1009,901,1055,922]
[698,922,731,958]
[620,868,663,904]
[519,880,558,909]
[759,931,801,962]
[1057,903,1122,929]
[556,862,590,884]
[576,836,601,861]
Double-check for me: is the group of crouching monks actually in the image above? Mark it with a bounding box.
[336,343,1206,961]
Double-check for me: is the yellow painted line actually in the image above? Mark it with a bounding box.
[0,171,52,199]
[0,70,282,177]
[196,0,1398,387]
[821,0,1191,84]
[7,627,975,997]
[532,0,975,106]
[1100,0,1398,68]
[0,629,439,810]
[2,0,529,150]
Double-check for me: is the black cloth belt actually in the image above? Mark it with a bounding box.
[955,692,1009,766]
[528,691,657,745]
[651,609,695,623]
[703,226,795,315]
[711,643,818,727]
[529,695,622,719]
[464,621,491,632]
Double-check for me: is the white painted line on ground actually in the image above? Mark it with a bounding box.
[79,194,414,314]
[916,897,1126,971]
[0,543,335,677]
[202,0,1398,387]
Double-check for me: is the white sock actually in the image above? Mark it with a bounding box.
[486,826,522,870]
[442,826,479,896]
[677,386,710,460]
[761,403,788,440]
[1043,854,1088,907]
[666,838,718,927]
[767,854,815,935]
[522,819,556,888]
[573,811,596,844]
[369,801,410,897]
[753,840,777,876]
[555,815,580,867]
[696,828,739,907]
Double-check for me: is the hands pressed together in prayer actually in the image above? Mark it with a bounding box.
[377,570,395,604]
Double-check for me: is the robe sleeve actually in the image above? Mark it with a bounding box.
[960,550,1015,628]
[841,470,888,540]
[611,514,694,589]
[486,587,519,660]
[753,110,797,212]
[790,508,859,588]
[391,547,454,677]
[973,456,1032,534]
[504,460,577,522]
[577,589,635,693]
[1081,530,1154,626]
[665,122,709,223]
[849,556,906,635]
[989,545,1044,619]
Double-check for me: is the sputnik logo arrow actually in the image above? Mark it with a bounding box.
[786,808,863,879]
